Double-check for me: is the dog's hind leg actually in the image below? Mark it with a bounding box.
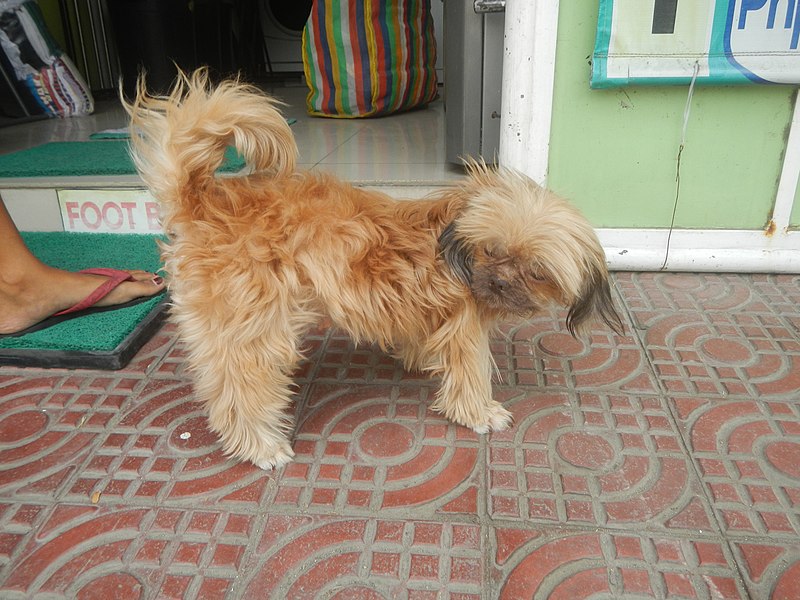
[180,298,312,470]
[425,310,513,433]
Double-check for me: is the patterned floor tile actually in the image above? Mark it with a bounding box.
[2,271,799,597]
[61,378,276,507]
[491,313,658,393]
[618,272,800,398]
[275,382,481,516]
[280,321,334,386]
[650,314,798,397]
[492,527,746,599]
[672,396,800,539]
[1,503,253,598]
[615,272,771,316]
[749,274,800,317]
[0,502,50,571]
[150,332,192,379]
[311,330,431,386]
[731,540,800,599]
[487,388,714,533]
[241,516,483,599]
[0,373,143,500]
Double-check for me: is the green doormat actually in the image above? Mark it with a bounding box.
[0,141,245,178]
[0,232,169,370]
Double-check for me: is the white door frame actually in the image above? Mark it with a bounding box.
[498,0,559,186]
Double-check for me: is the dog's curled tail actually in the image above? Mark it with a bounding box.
[123,68,296,211]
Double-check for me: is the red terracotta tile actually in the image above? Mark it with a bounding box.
[197,578,234,598]
[75,572,144,600]
[3,505,249,597]
[488,389,713,532]
[493,314,657,393]
[160,575,192,599]
[749,274,800,316]
[244,516,483,598]
[117,323,176,375]
[615,272,767,315]
[0,272,798,598]
[733,541,800,599]
[58,379,275,506]
[309,331,420,385]
[619,273,800,399]
[492,528,745,599]
[0,375,64,399]
[0,381,117,499]
[0,503,48,569]
[649,316,785,395]
[154,336,192,377]
[672,397,800,538]
[275,383,480,515]
[135,539,167,563]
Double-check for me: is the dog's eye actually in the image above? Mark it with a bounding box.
[529,269,548,283]
[484,247,495,258]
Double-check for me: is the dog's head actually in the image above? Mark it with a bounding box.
[439,162,623,337]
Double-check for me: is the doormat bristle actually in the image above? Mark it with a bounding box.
[0,141,244,178]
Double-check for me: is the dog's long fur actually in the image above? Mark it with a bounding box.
[125,69,622,469]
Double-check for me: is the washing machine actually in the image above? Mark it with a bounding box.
[260,0,313,72]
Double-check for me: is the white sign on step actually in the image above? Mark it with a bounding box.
[58,190,163,233]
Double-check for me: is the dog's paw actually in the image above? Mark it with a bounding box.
[470,403,513,434]
[488,404,514,431]
[253,445,295,471]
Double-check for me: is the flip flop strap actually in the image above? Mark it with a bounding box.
[53,268,135,316]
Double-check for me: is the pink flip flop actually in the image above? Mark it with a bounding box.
[2,268,165,338]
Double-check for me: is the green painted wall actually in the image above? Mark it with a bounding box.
[792,181,800,229]
[547,1,796,230]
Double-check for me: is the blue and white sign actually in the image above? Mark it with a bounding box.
[592,0,800,87]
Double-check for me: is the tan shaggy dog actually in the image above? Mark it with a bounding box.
[124,69,623,470]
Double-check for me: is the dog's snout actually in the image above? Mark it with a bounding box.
[490,276,509,292]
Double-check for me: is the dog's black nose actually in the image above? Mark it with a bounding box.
[490,276,508,292]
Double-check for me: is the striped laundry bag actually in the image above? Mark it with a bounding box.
[302,0,438,118]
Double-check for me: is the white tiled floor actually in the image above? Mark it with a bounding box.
[0,105,128,156]
[277,85,459,183]
[0,83,463,187]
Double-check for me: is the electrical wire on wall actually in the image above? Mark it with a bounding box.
[661,60,700,271]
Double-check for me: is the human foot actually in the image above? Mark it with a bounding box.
[0,265,165,336]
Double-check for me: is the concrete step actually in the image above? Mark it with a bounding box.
[0,175,452,233]
[2,175,451,232]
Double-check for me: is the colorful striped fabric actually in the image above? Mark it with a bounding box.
[302,0,438,118]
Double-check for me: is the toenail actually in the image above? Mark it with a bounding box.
[153,276,164,285]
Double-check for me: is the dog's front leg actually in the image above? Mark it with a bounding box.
[427,313,512,433]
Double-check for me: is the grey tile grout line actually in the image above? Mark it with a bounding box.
[307,125,366,169]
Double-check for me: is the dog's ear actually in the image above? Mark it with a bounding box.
[566,271,624,337]
[438,221,473,286]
